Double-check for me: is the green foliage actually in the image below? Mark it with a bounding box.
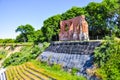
[40,0,120,41]
[5,61,86,80]
[41,14,62,42]
[42,42,50,48]
[3,46,30,67]
[15,24,35,42]
[30,45,41,59]
[96,53,120,80]
[94,36,120,66]
[62,6,86,20]
[85,2,108,37]
[71,67,79,76]
[52,64,61,71]
[3,52,23,67]
[14,0,119,43]
[3,42,49,67]
[15,34,24,42]
[113,26,120,37]
[34,29,46,44]
[10,44,17,50]
[94,36,120,80]
[32,60,86,80]
[0,39,15,43]
[0,42,33,46]
[0,50,7,60]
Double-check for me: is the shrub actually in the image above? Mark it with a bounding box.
[3,42,49,67]
[3,52,22,67]
[71,67,79,75]
[0,50,7,60]
[52,64,61,71]
[0,39,15,43]
[94,36,120,80]
[95,53,120,80]
[94,36,120,66]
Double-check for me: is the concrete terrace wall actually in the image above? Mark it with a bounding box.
[38,41,101,78]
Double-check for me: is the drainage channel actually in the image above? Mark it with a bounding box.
[0,68,6,80]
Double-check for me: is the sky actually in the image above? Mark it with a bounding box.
[0,0,102,39]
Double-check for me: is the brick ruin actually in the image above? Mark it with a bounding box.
[59,15,89,41]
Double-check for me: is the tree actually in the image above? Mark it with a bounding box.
[85,2,108,38]
[15,24,35,42]
[42,14,62,42]
[84,0,120,39]
[15,34,24,42]
[62,6,86,20]
[39,0,120,42]
[0,39,15,43]
[34,29,45,44]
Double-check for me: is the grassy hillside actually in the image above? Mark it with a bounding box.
[2,42,49,67]
[1,42,86,80]
[5,61,86,80]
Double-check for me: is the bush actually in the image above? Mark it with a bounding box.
[94,36,120,66]
[94,36,120,80]
[0,39,15,43]
[71,67,79,75]
[3,42,49,67]
[52,64,61,71]
[3,52,22,67]
[95,53,120,80]
[0,50,7,60]
[30,45,41,59]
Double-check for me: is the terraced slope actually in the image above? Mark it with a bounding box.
[5,63,56,80]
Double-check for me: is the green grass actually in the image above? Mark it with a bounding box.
[0,49,8,60]
[31,60,86,80]
[5,61,86,80]
[0,42,33,46]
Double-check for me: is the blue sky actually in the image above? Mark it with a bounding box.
[0,0,102,39]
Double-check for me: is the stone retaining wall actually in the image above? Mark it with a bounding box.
[46,41,100,54]
[38,41,101,79]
